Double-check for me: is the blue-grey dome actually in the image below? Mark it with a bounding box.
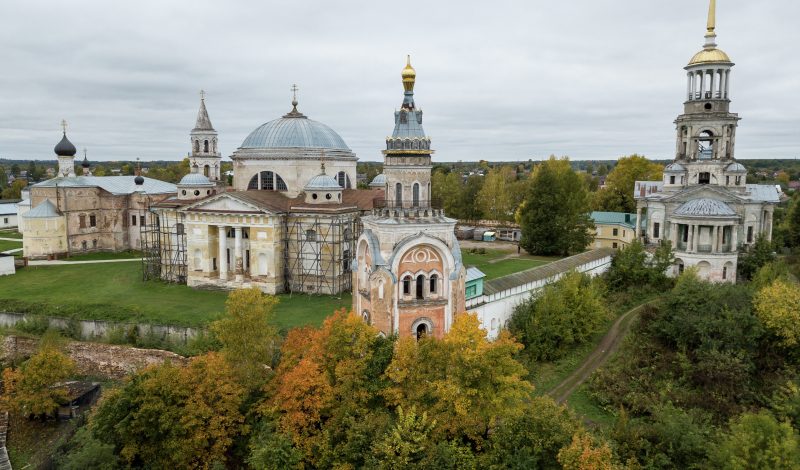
[241,115,350,151]
[179,173,213,186]
[305,173,342,191]
[725,162,747,173]
[675,198,737,217]
[369,173,386,188]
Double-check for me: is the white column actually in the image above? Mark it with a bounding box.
[710,69,716,98]
[218,225,228,281]
[234,227,243,282]
[687,72,693,100]
[720,70,727,99]
[725,70,731,99]
[731,225,738,252]
[257,172,261,190]
[712,225,719,253]
[636,207,643,238]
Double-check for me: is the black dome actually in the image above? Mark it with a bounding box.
[81,156,90,168]
[54,133,77,157]
[134,175,145,185]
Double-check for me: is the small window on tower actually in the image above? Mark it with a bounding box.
[131,215,137,226]
[670,175,675,184]
[653,222,660,239]
[89,215,97,227]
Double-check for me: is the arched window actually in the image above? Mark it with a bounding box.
[416,323,428,340]
[429,274,438,294]
[212,139,217,153]
[193,140,199,153]
[416,274,425,299]
[203,165,210,177]
[204,140,209,152]
[336,171,351,189]
[247,171,288,191]
[412,183,420,207]
[402,275,412,295]
[395,183,402,204]
[698,131,714,160]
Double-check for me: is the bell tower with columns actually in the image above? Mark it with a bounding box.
[675,0,740,168]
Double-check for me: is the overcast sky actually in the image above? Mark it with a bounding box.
[0,0,798,163]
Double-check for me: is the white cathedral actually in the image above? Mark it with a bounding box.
[634,0,780,283]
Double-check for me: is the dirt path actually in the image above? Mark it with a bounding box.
[547,300,656,404]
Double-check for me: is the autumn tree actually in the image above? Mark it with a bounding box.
[476,166,522,222]
[557,433,615,470]
[593,154,663,213]
[508,270,609,361]
[210,287,279,389]
[519,156,594,256]
[261,310,394,468]
[383,313,532,446]
[91,353,246,469]
[369,406,436,468]
[1,332,76,418]
[754,280,800,349]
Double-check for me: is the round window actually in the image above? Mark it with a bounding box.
[704,102,712,110]
[326,193,332,200]
[206,190,211,195]
[181,190,186,195]
[312,193,318,200]
[194,190,200,196]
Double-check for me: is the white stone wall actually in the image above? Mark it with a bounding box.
[466,254,613,340]
[232,156,357,197]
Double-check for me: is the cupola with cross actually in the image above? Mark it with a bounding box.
[55,120,77,177]
[189,90,222,181]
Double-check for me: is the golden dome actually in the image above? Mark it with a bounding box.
[402,55,416,91]
[688,47,731,65]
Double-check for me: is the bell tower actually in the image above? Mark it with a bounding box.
[189,90,222,181]
[383,56,433,208]
[675,0,739,166]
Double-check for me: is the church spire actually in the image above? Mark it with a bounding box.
[401,55,416,109]
[193,90,214,131]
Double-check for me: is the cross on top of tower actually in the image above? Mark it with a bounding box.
[291,84,299,103]
[200,89,206,100]
[61,119,68,134]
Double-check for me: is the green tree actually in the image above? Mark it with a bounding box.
[57,426,120,470]
[1,332,76,418]
[508,270,609,361]
[737,236,776,281]
[519,156,594,256]
[785,194,800,248]
[91,353,246,469]
[754,280,800,348]
[476,166,518,222]
[605,239,674,291]
[210,287,279,389]
[370,406,436,469]
[246,419,303,470]
[593,155,663,213]
[708,411,800,469]
[1,178,27,199]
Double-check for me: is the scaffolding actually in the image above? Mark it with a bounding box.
[283,214,359,295]
[140,205,187,283]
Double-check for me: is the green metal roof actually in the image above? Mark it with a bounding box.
[590,211,637,230]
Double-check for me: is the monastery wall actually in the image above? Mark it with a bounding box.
[0,335,187,380]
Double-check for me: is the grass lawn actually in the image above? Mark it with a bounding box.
[0,238,22,253]
[62,250,142,261]
[461,249,556,280]
[0,262,349,329]
[0,229,23,239]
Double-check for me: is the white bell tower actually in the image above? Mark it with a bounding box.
[189,90,222,181]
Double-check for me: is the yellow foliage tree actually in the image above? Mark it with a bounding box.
[754,280,800,348]
[1,336,76,417]
[211,287,279,389]
[384,313,532,445]
[557,433,615,470]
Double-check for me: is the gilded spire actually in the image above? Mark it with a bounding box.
[706,0,716,34]
[402,55,416,92]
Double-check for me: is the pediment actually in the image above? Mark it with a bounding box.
[181,193,271,214]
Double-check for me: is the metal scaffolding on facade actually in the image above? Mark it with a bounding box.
[140,205,187,283]
[283,214,359,295]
